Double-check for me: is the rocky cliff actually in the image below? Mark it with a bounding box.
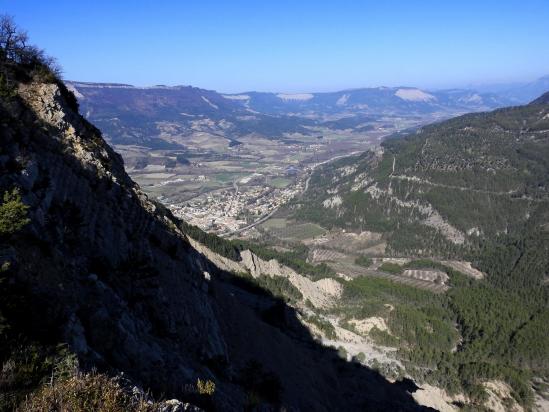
[0,72,433,410]
[2,79,230,404]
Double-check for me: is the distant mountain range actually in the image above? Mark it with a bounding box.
[472,75,549,104]
[66,82,307,148]
[67,76,548,148]
[221,87,511,116]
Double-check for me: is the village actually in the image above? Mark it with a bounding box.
[170,174,305,234]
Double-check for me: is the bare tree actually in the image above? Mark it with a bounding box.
[0,14,61,76]
[0,15,28,62]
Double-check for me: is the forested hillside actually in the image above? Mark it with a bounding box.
[294,99,549,262]
[286,98,549,407]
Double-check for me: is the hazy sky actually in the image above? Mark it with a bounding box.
[3,0,549,92]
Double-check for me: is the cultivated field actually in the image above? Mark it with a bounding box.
[259,219,327,240]
[329,261,449,293]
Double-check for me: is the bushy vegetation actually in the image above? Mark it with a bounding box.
[196,378,216,396]
[378,262,403,274]
[254,274,303,303]
[0,187,34,410]
[369,327,399,347]
[337,346,348,359]
[291,100,549,263]
[19,372,157,412]
[0,15,62,87]
[354,255,372,268]
[0,189,29,238]
[0,342,80,411]
[228,271,303,305]
[305,314,336,339]
[179,220,242,260]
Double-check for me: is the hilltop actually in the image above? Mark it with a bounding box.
[531,91,549,105]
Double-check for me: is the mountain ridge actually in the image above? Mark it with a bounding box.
[530,91,549,105]
[65,80,522,152]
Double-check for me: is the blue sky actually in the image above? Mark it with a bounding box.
[2,0,549,92]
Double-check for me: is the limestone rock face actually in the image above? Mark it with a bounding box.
[190,237,342,307]
[2,81,228,396]
[240,249,294,279]
[240,250,341,307]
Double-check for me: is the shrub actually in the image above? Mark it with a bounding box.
[0,189,30,237]
[370,327,400,347]
[196,378,215,396]
[0,344,80,411]
[355,255,373,268]
[355,352,366,363]
[1,15,62,83]
[0,73,16,98]
[255,275,303,303]
[306,314,336,340]
[378,262,403,274]
[19,372,156,412]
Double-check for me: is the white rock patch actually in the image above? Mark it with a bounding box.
[323,195,343,208]
[459,93,483,104]
[350,317,389,334]
[337,165,357,177]
[276,93,314,101]
[412,384,463,412]
[201,96,219,109]
[222,94,250,100]
[314,278,343,298]
[483,381,524,412]
[395,88,436,102]
[336,94,350,106]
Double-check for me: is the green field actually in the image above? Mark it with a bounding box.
[259,218,288,229]
[268,177,292,188]
[214,172,247,184]
[262,219,326,240]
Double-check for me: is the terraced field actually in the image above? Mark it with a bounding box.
[440,260,485,279]
[309,248,349,263]
[306,230,385,254]
[328,261,449,293]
